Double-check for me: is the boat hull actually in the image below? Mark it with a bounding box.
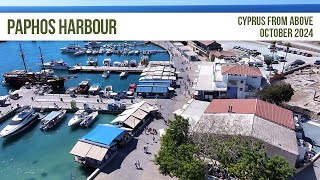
[3,76,65,89]
[1,113,38,138]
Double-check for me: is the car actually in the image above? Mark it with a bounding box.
[264,66,274,71]
[303,53,309,56]
[272,60,279,64]
[298,52,303,55]
[293,59,305,65]
[314,60,320,65]
[307,53,312,57]
[270,49,277,52]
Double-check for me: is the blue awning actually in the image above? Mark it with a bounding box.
[81,124,125,146]
[152,86,168,93]
[136,86,152,93]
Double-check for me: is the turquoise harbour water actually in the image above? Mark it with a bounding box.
[0,41,169,179]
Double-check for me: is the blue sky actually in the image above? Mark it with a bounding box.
[1,0,320,6]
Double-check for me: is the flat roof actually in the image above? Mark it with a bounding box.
[195,62,214,91]
[180,100,210,127]
[44,111,61,121]
[184,51,198,56]
[81,124,125,146]
[178,46,192,51]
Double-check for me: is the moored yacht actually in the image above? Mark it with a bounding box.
[120,71,129,78]
[42,59,70,70]
[102,58,111,66]
[68,110,89,127]
[86,57,98,66]
[0,106,39,138]
[60,44,80,53]
[79,111,99,128]
[102,71,110,78]
[74,50,85,56]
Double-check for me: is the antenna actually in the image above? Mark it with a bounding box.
[19,44,27,72]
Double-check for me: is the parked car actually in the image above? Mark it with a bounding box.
[292,50,297,54]
[293,59,305,65]
[272,60,279,64]
[264,66,274,71]
[314,60,320,65]
[307,53,312,57]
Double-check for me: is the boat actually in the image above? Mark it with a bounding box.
[84,41,102,48]
[65,86,77,95]
[120,71,129,78]
[68,110,89,127]
[3,45,65,89]
[122,48,128,55]
[105,85,113,92]
[41,59,70,70]
[128,83,137,92]
[128,50,134,55]
[140,55,149,66]
[92,49,99,55]
[86,48,92,54]
[86,57,98,66]
[0,106,39,138]
[40,110,67,131]
[134,50,140,55]
[79,111,99,128]
[74,50,85,56]
[106,49,113,55]
[88,83,101,95]
[98,47,105,54]
[113,61,122,67]
[142,51,147,55]
[122,60,129,67]
[102,58,111,66]
[102,71,110,78]
[76,81,90,94]
[60,44,80,53]
[129,60,137,67]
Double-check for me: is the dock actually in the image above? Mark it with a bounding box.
[69,65,145,73]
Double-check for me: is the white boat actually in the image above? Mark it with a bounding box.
[86,57,98,66]
[122,60,129,67]
[68,110,89,127]
[84,41,102,48]
[106,49,113,55]
[120,71,129,78]
[104,85,113,92]
[92,49,99,55]
[40,110,67,131]
[42,59,70,70]
[134,50,140,55]
[0,106,39,138]
[98,47,105,54]
[86,48,92,54]
[102,58,111,66]
[128,50,134,55]
[74,50,85,56]
[102,71,110,78]
[60,44,80,53]
[129,60,137,67]
[113,61,122,67]
[88,83,101,95]
[79,111,99,128]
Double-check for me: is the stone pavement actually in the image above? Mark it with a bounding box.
[95,41,201,180]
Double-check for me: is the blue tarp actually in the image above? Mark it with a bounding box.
[81,124,125,146]
[136,86,152,93]
[139,82,170,87]
[152,86,168,93]
[139,80,172,84]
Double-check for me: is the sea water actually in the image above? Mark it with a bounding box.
[0,41,169,179]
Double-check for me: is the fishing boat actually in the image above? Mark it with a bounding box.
[41,59,70,70]
[86,57,98,66]
[60,44,80,53]
[102,71,110,78]
[129,60,137,67]
[79,111,99,128]
[102,58,111,66]
[106,49,113,55]
[3,45,65,89]
[74,50,85,56]
[134,50,140,55]
[68,110,89,127]
[92,49,99,55]
[40,110,67,131]
[113,61,122,67]
[122,60,129,67]
[76,81,90,94]
[119,71,129,78]
[0,106,39,138]
[98,47,105,54]
[88,83,101,95]
[104,85,113,92]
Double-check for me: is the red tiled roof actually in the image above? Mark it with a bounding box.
[204,99,295,130]
[198,41,216,46]
[221,65,263,77]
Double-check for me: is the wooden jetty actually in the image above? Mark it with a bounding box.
[69,65,145,73]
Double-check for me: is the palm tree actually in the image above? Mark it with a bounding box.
[282,42,291,73]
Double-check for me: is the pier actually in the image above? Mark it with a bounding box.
[69,65,145,73]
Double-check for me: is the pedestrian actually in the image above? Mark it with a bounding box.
[135,161,138,169]
[137,160,141,168]
[153,136,155,143]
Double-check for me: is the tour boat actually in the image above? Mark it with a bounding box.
[60,44,80,53]
[119,71,129,78]
[42,59,70,70]
[79,111,99,128]
[68,110,89,127]
[102,71,110,78]
[86,57,98,66]
[40,110,67,131]
[102,58,111,66]
[0,106,39,138]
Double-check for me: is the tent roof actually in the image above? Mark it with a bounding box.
[86,145,108,161]
[70,141,92,157]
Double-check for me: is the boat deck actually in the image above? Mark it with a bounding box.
[69,65,145,73]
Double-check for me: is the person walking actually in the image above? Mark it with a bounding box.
[137,160,141,169]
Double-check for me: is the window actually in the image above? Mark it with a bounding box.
[239,88,243,91]
[240,80,244,83]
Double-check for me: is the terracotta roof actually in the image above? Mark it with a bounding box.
[198,41,216,46]
[204,99,295,130]
[221,65,263,77]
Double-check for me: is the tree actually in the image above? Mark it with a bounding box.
[155,115,205,180]
[282,42,291,73]
[256,81,294,105]
[70,100,77,109]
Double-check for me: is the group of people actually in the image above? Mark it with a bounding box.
[134,160,141,169]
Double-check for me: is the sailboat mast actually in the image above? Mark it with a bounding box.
[39,47,45,70]
[19,44,27,72]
